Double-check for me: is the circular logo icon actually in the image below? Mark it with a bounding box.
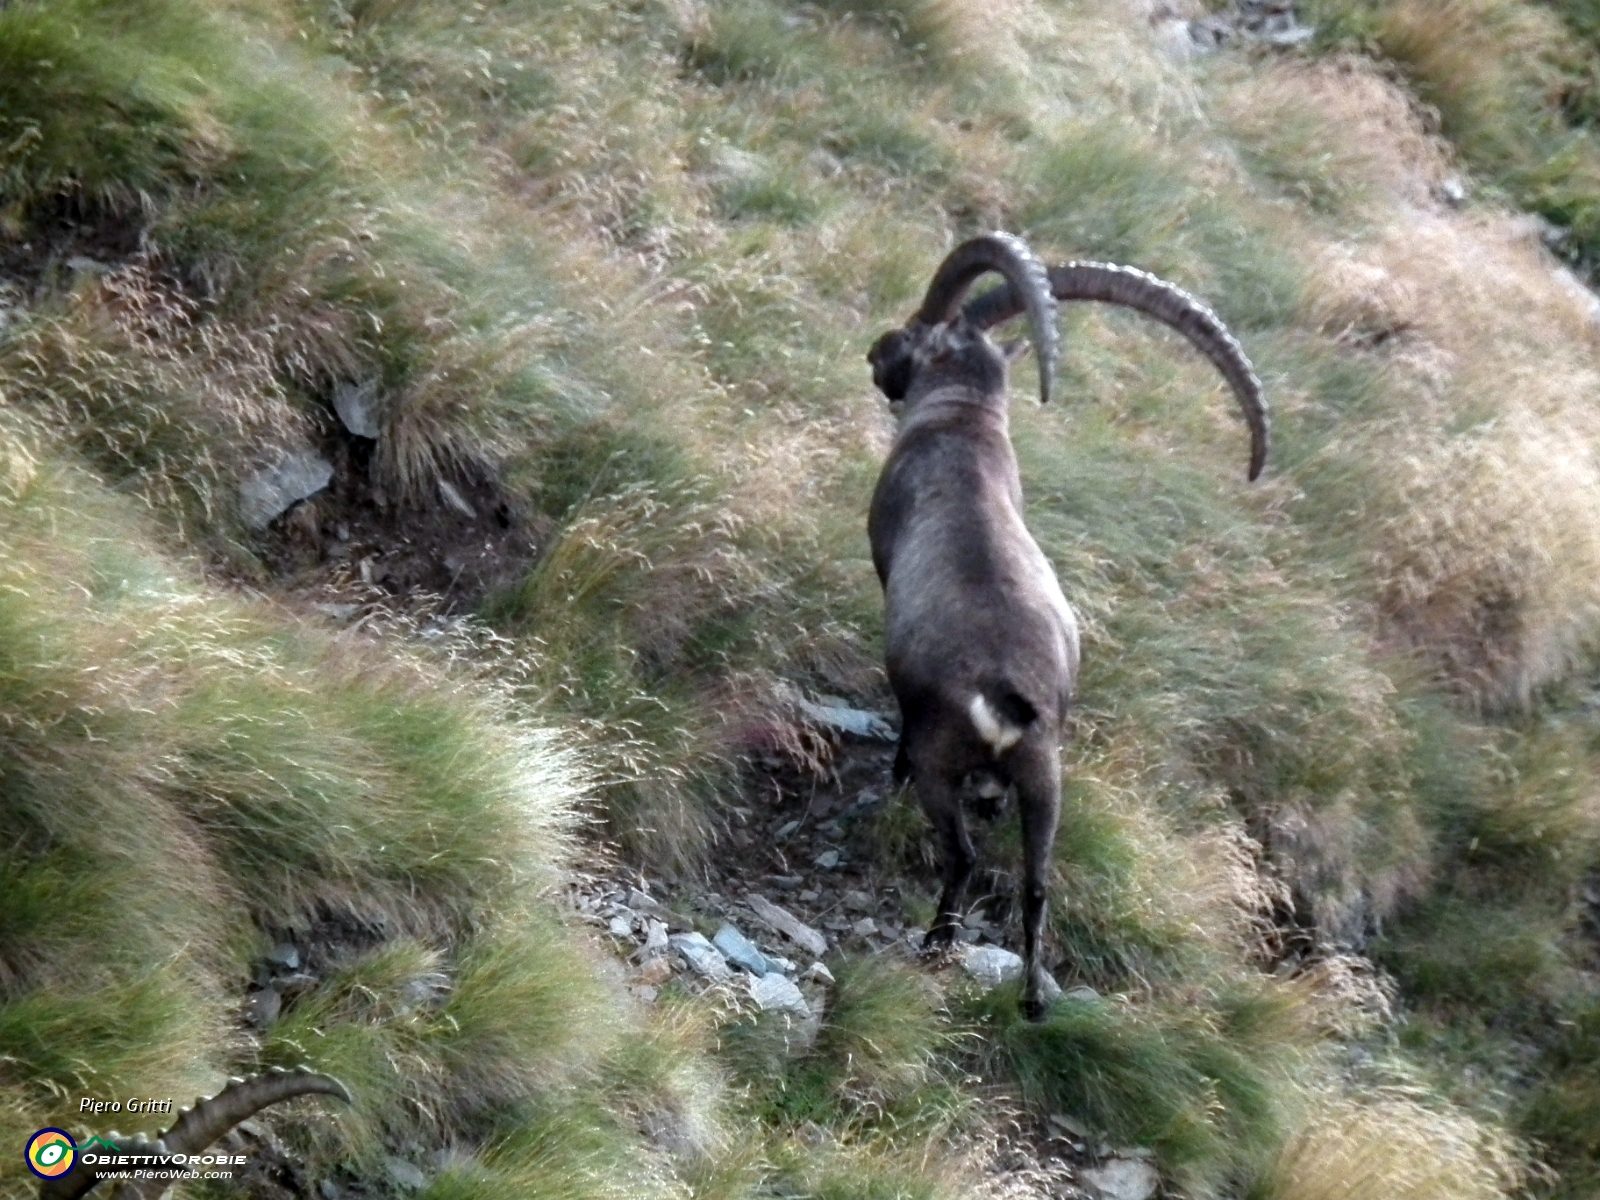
[26,1128,76,1179]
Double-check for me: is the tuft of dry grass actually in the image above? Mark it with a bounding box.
[1263,1090,1527,1200]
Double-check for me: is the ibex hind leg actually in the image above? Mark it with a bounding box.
[907,747,976,953]
[1011,739,1062,1021]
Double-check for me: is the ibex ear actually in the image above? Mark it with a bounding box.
[868,328,916,401]
[999,338,1031,364]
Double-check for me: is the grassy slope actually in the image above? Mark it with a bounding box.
[2,0,1600,1197]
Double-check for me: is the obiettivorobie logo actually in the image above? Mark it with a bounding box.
[25,1128,248,1182]
[25,1129,75,1179]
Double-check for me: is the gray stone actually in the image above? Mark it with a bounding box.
[813,849,840,870]
[239,451,334,529]
[266,943,301,969]
[1039,970,1063,1005]
[797,697,896,742]
[331,376,381,439]
[713,922,773,975]
[1063,985,1102,1003]
[384,1158,428,1192]
[670,932,731,980]
[746,894,828,957]
[438,479,475,519]
[851,917,878,938]
[245,988,281,1029]
[802,961,835,985]
[773,820,801,841]
[961,945,1025,988]
[628,890,690,930]
[1048,1112,1091,1138]
[1080,1158,1160,1200]
[842,890,876,913]
[642,918,670,957]
[318,1179,341,1200]
[607,916,634,940]
[749,971,811,1015]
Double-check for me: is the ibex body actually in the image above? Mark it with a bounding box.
[867,233,1268,1019]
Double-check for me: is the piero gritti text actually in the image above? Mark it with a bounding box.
[78,1096,175,1115]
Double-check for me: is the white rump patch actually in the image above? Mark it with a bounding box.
[969,694,1022,753]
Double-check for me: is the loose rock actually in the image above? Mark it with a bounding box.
[641,919,670,957]
[331,376,381,439]
[384,1158,428,1192]
[670,932,732,980]
[802,962,835,985]
[245,988,281,1029]
[713,922,773,976]
[1080,1158,1160,1200]
[797,697,897,741]
[961,945,1025,988]
[636,956,674,986]
[239,452,334,530]
[438,479,476,519]
[747,894,829,957]
[749,971,811,1015]
[842,890,876,913]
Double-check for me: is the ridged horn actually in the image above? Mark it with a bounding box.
[965,261,1270,480]
[38,1067,352,1200]
[914,232,1059,405]
[157,1067,352,1157]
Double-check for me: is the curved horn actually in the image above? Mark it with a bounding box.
[156,1066,352,1157]
[915,232,1059,405]
[39,1067,352,1200]
[965,261,1269,480]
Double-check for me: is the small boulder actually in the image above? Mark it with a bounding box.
[961,945,1025,989]
[1080,1158,1159,1200]
[749,972,810,1015]
[239,452,334,530]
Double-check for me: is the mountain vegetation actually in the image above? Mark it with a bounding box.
[3,0,1600,1196]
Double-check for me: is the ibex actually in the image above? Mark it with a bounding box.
[867,232,1268,1019]
[37,1067,351,1199]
